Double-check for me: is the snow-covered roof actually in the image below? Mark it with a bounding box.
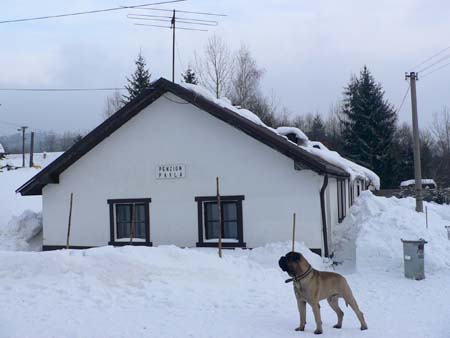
[182,83,380,189]
[400,179,436,188]
[18,78,378,196]
[0,143,5,154]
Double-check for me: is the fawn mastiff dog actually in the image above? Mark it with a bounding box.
[278,251,368,334]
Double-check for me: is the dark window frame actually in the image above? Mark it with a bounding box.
[337,179,346,223]
[107,198,152,246]
[195,195,246,248]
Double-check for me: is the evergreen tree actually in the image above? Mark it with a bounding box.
[391,123,414,184]
[181,67,198,84]
[123,52,151,103]
[341,66,397,188]
[308,114,326,141]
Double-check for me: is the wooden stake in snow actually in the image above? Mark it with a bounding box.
[292,213,296,252]
[66,193,74,249]
[129,203,135,244]
[425,206,428,229]
[216,176,222,258]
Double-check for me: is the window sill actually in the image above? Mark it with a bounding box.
[108,241,153,247]
[196,242,246,248]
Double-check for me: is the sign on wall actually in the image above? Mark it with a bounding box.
[156,164,186,179]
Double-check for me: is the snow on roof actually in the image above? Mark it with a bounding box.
[181,83,380,189]
[276,127,308,142]
[0,143,5,154]
[400,179,436,187]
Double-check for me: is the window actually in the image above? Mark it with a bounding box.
[195,195,245,247]
[337,179,346,223]
[107,198,151,246]
[116,203,146,239]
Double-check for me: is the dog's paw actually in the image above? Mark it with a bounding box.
[295,326,305,331]
[360,324,368,331]
[333,324,342,329]
[314,329,323,335]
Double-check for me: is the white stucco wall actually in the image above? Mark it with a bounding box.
[42,94,326,250]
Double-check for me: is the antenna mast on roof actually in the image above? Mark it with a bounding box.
[127,6,226,83]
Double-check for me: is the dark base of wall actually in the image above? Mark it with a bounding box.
[196,242,247,248]
[43,245,93,251]
[108,241,153,246]
[43,244,323,256]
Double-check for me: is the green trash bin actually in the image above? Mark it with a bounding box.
[401,238,427,280]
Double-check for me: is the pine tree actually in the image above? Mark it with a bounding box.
[181,67,198,84]
[308,114,326,141]
[123,52,151,103]
[341,66,397,188]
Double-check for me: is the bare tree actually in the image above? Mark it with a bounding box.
[229,44,265,107]
[194,34,234,98]
[432,107,450,156]
[103,90,124,120]
[431,107,450,186]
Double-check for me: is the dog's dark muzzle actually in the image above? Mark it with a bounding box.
[278,256,289,272]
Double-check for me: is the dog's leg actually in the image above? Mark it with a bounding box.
[294,288,307,331]
[343,290,368,330]
[310,302,323,334]
[327,295,344,329]
[295,300,307,331]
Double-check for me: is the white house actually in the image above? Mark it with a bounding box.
[17,78,379,257]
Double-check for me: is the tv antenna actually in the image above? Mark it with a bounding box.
[127,7,227,82]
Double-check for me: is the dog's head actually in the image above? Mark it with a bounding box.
[278,251,307,276]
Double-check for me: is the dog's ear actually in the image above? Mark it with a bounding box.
[278,256,288,272]
[292,252,301,261]
[286,251,301,261]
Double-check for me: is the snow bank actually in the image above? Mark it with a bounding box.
[0,210,42,251]
[181,83,379,188]
[0,152,62,251]
[0,243,327,338]
[1,239,450,338]
[333,191,450,273]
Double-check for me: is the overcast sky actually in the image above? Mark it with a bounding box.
[1,0,449,135]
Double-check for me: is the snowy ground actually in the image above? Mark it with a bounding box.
[1,153,450,338]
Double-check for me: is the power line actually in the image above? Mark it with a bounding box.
[0,120,47,133]
[396,84,410,114]
[0,119,22,128]
[0,0,185,24]
[132,7,227,16]
[421,60,450,79]
[176,39,186,72]
[417,53,450,73]
[0,88,125,92]
[410,45,450,71]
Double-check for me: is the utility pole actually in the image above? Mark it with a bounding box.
[29,131,34,167]
[171,10,176,83]
[17,126,28,167]
[405,72,423,212]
